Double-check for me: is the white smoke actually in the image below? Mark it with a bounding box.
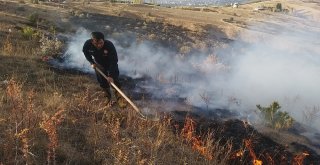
[56,28,93,73]
[58,12,320,132]
[223,17,320,130]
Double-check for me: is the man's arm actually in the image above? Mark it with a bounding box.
[82,40,95,65]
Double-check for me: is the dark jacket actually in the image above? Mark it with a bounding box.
[82,39,119,78]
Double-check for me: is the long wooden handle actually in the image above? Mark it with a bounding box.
[95,67,141,114]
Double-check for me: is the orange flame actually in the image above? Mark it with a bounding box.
[181,116,195,142]
[245,139,263,165]
[230,150,244,159]
[293,152,309,165]
[236,150,244,157]
[181,117,213,160]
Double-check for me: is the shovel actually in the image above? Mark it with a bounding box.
[95,67,159,121]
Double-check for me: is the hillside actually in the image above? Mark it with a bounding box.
[1,0,320,164]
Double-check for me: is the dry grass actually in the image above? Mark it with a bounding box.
[0,52,234,164]
[1,1,316,164]
[2,34,14,56]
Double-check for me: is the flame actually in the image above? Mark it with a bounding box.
[181,116,195,142]
[293,152,309,165]
[230,150,244,159]
[181,117,213,160]
[245,139,263,165]
[254,159,263,165]
[236,150,244,157]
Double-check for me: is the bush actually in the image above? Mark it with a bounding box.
[39,34,63,58]
[28,12,39,25]
[257,102,294,129]
[22,26,35,39]
[276,3,282,12]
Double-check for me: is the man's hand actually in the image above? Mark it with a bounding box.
[106,77,114,83]
[91,64,97,68]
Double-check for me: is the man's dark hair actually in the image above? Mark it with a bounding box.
[91,32,104,40]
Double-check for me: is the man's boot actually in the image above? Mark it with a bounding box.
[103,88,112,104]
[115,92,127,108]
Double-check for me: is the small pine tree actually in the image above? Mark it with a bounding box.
[257,101,294,129]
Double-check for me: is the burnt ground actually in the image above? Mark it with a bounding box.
[112,74,320,164]
[101,73,320,164]
[170,111,320,164]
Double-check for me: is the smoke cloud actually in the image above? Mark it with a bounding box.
[55,28,93,73]
[57,13,320,133]
[226,18,320,129]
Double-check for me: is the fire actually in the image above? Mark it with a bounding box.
[181,116,195,142]
[235,150,244,157]
[245,139,263,165]
[293,152,309,165]
[230,149,244,159]
[254,159,263,165]
[181,117,213,160]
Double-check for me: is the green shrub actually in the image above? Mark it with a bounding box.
[22,26,35,39]
[273,111,294,129]
[28,12,39,25]
[276,3,282,12]
[257,101,294,129]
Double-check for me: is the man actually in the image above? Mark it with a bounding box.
[83,32,124,106]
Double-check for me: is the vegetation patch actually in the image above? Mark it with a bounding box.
[257,101,294,130]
